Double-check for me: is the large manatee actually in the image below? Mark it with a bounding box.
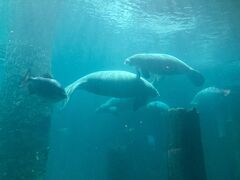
[124,53,205,86]
[64,71,159,110]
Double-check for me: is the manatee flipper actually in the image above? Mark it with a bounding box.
[62,79,87,108]
[187,69,205,87]
[150,75,163,86]
[141,68,150,79]
[136,68,141,78]
[133,97,147,111]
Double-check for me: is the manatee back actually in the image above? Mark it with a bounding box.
[78,71,158,98]
[130,53,192,74]
[191,87,225,107]
[64,71,159,108]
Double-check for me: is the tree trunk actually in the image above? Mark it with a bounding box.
[0,1,60,179]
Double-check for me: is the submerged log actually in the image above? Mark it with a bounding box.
[167,108,207,180]
[0,1,60,179]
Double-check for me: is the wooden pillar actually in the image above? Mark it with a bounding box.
[225,116,240,180]
[234,117,240,180]
[0,1,60,179]
[226,89,240,180]
[167,108,207,180]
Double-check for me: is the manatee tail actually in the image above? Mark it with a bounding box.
[187,69,205,87]
[61,80,82,109]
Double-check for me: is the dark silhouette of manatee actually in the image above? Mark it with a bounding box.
[95,98,134,115]
[21,70,67,102]
[64,71,159,110]
[96,98,169,116]
[124,53,205,86]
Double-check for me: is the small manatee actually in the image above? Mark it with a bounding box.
[146,101,169,111]
[21,70,67,102]
[95,98,135,115]
[124,53,205,86]
[191,86,230,106]
[145,101,170,117]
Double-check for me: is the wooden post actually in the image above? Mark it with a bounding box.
[0,1,60,179]
[226,89,240,180]
[225,116,240,180]
[234,117,240,180]
[167,108,207,180]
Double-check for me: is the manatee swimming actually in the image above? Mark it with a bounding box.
[191,86,231,106]
[21,70,67,102]
[124,53,205,86]
[145,101,169,112]
[96,98,169,116]
[139,101,170,120]
[96,98,134,115]
[65,71,159,110]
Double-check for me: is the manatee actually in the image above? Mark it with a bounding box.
[64,71,160,110]
[191,87,231,138]
[124,53,205,86]
[96,98,169,116]
[21,70,67,102]
[143,100,170,119]
[146,101,169,112]
[191,87,230,106]
[95,98,134,115]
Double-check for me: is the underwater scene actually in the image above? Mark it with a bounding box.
[0,0,240,180]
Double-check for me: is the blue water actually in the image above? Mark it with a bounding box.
[1,1,240,180]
